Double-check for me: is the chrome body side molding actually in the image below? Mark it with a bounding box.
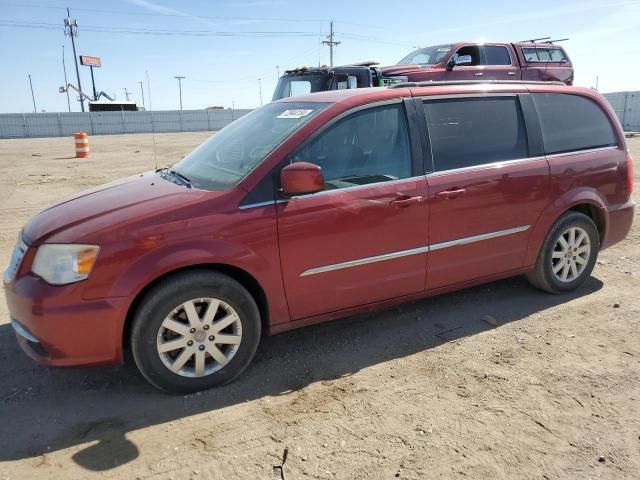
[300,225,531,277]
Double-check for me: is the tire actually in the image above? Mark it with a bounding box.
[526,211,599,294]
[131,270,261,394]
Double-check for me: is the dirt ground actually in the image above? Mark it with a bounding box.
[0,132,638,480]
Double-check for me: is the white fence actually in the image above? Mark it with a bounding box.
[1,92,637,139]
[603,91,640,132]
[0,109,253,139]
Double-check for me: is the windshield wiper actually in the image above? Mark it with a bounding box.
[169,169,192,188]
[157,166,192,188]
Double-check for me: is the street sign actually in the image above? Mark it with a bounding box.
[80,55,101,67]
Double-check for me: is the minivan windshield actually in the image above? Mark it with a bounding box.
[171,102,328,191]
[397,44,452,65]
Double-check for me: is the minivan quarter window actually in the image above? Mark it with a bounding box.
[532,93,618,155]
[290,102,412,190]
[424,96,528,172]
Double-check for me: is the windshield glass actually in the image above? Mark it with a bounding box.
[272,73,327,100]
[172,102,328,191]
[397,44,452,65]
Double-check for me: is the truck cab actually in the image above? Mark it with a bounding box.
[272,63,383,101]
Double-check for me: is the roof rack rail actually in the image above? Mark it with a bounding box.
[388,79,567,89]
[519,36,551,43]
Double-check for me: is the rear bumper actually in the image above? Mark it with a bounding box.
[4,274,129,367]
[602,199,635,250]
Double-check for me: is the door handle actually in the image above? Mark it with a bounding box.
[435,188,466,199]
[507,71,516,76]
[474,72,484,76]
[389,195,423,208]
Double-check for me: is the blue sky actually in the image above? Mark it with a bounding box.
[1,0,638,113]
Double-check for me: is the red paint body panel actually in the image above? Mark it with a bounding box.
[276,177,429,319]
[426,157,550,289]
[3,82,633,369]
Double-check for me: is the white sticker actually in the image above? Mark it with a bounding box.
[277,109,314,119]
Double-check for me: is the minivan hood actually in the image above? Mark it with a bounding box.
[22,172,206,245]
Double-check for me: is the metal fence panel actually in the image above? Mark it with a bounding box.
[603,91,640,132]
[0,109,252,139]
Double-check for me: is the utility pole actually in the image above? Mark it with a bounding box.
[28,74,37,113]
[257,78,263,106]
[62,45,71,112]
[321,20,340,67]
[64,8,84,112]
[174,75,185,110]
[138,81,146,109]
[123,87,131,101]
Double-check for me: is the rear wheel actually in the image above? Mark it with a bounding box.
[526,211,599,294]
[131,271,261,393]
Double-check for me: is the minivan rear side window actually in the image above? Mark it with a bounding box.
[423,96,528,172]
[532,93,617,155]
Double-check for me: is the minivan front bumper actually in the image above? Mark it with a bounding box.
[4,274,129,367]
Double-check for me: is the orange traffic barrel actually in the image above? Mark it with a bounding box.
[74,132,90,158]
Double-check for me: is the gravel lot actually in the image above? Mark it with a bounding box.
[0,132,638,480]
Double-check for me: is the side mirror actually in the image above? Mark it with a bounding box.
[280,162,324,196]
[447,54,472,70]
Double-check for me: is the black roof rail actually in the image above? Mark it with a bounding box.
[519,36,551,43]
[388,79,567,89]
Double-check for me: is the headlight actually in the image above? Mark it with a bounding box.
[32,244,100,285]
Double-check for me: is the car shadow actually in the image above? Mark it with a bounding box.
[0,275,603,471]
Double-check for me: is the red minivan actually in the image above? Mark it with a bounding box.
[4,81,634,393]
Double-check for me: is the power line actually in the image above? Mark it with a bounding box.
[0,20,320,37]
[0,1,327,24]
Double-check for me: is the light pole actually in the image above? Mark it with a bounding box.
[276,65,280,80]
[257,78,263,107]
[138,81,146,110]
[174,75,185,110]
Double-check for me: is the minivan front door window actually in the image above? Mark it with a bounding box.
[291,103,412,190]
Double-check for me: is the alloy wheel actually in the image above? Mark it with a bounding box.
[156,298,242,378]
[550,226,591,283]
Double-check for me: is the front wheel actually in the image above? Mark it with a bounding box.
[526,211,599,294]
[131,271,261,393]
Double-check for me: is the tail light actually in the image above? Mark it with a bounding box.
[626,152,634,195]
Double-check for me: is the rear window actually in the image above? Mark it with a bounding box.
[522,47,567,63]
[423,96,528,171]
[532,93,617,155]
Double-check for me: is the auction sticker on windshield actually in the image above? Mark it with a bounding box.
[277,109,314,119]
